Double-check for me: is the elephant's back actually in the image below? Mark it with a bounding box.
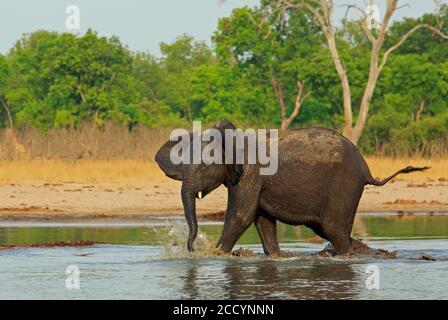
[267,127,367,184]
[277,127,346,164]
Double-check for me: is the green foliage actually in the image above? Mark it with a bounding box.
[0,4,447,156]
[3,30,187,130]
[213,6,328,127]
[0,54,12,125]
[0,54,8,86]
[360,53,448,156]
[7,30,139,129]
[189,64,275,124]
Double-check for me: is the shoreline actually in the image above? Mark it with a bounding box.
[0,212,447,227]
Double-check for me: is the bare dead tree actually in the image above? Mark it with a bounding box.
[271,76,310,130]
[271,0,447,145]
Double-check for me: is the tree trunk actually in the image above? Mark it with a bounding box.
[349,43,382,145]
[326,31,353,139]
[0,98,13,128]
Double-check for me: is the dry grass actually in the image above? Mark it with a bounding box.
[0,157,445,184]
[0,123,173,161]
[365,157,448,182]
[0,160,165,184]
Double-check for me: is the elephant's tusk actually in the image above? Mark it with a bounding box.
[198,191,203,199]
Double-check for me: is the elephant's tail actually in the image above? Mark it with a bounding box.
[366,166,430,186]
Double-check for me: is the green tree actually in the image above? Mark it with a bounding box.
[8,30,144,129]
[158,34,214,123]
[361,54,448,155]
[189,63,275,124]
[214,6,320,129]
[264,0,447,144]
[0,54,14,128]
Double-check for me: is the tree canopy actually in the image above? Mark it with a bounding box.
[0,4,447,156]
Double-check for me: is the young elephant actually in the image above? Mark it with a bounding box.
[155,119,428,255]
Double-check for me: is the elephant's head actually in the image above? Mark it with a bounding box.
[155,119,243,251]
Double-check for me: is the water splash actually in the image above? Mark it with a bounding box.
[154,221,264,260]
[156,221,222,259]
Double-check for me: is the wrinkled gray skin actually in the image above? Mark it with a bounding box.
[155,119,428,255]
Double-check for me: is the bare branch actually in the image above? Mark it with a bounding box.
[433,0,446,30]
[415,100,425,122]
[396,3,411,11]
[278,80,311,130]
[282,0,330,34]
[340,3,377,43]
[377,0,398,45]
[287,81,311,126]
[379,23,448,73]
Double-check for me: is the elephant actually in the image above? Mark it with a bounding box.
[155,119,428,255]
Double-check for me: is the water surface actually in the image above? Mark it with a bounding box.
[0,215,447,300]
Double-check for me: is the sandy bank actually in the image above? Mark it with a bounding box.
[0,178,447,221]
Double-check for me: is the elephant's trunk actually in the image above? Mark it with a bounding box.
[181,181,198,252]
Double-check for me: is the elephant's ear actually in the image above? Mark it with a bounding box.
[214,119,244,186]
[155,140,183,181]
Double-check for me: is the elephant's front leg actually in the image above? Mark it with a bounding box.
[217,185,260,253]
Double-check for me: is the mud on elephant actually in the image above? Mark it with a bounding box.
[155,119,428,255]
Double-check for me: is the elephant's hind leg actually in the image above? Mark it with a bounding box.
[317,177,364,255]
[254,209,280,255]
[323,225,352,255]
[321,198,361,255]
[307,222,350,255]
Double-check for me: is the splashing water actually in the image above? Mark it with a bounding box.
[156,221,223,259]
[155,222,261,259]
